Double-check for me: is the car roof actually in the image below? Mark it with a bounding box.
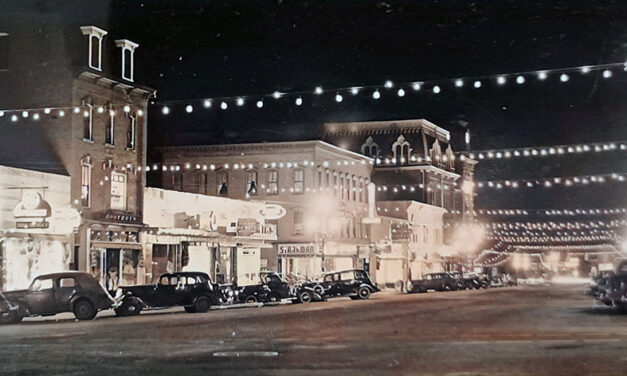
[323,269,365,275]
[160,272,209,277]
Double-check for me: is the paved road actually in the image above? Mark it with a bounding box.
[1,284,626,375]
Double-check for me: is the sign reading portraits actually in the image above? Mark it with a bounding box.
[278,243,317,256]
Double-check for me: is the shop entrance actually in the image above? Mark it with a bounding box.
[91,248,140,289]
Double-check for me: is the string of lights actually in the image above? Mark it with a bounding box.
[475,208,627,216]
[151,61,627,113]
[461,140,627,160]
[477,172,627,189]
[485,219,627,230]
[0,104,144,122]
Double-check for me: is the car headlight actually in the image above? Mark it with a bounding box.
[227,290,234,297]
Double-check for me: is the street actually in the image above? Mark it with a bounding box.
[1,284,625,375]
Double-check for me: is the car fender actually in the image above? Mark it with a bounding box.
[359,283,375,293]
[119,294,148,309]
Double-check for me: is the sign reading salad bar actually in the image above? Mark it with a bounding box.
[278,243,317,256]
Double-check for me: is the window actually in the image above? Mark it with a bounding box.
[0,33,8,70]
[217,171,228,195]
[293,209,304,235]
[293,169,304,194]
[105,103,114,145]
[318,170,323,188]
[82,101,93,141]
[115,39,138,82]
[196,173,206,194]
[80,162,91,207]
[126,114,136,150]
[80,26,107,71]
[246,170,258,196]
[267,170,278,195]
[30,278,53,291]
[59,278,76,288]
[340,176,345,199]
[110,172,127,210]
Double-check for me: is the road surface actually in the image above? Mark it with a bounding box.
[1,284,625,375]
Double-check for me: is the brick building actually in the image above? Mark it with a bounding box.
[0,15,154,289]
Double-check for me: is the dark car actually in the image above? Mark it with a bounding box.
[296,269,379,303]
[237,272,292,304]
[0,272,114,323]
[589,260,627,306]
[407,272,458,293]
[114,272,223,316]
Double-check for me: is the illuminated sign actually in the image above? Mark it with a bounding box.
[259,204,287,220]
[278,243,317,256]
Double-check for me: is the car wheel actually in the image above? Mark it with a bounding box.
[357,286,371,300]
[116,299,142,317]
[245,295,258,304]
[267,293,281,303]
[299,290,313,303]
[0,310,22,325]
[444,284,452,291]
[194,296,211,313]
[313,285,324,295]
[73,299,96,320]
[184,306,196,313]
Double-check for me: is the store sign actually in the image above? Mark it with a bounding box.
[16,221,49,229]
[237,218,259,236]
[278,243,317,256]
[13,191,51,218]
[259,204,287,220]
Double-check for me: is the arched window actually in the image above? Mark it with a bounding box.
[360,136,380,158]
[79,155,92,207]
[392,135,412,164]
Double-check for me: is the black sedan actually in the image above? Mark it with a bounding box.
[297,269,379,303]
[114,272,223,316]
[237,272,292,304]
[406,272,459,293]
[0,272,114,323]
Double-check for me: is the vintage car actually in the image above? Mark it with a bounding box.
[588,260,627,306]
[296,269,379,303]
[0,272,114,323]
[237,272,292,303]
[114,272,223,316]
[406,272,459,293]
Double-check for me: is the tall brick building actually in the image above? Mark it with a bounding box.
[0,9,155,288]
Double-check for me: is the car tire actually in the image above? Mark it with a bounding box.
[267,293,281,303]
[245,295,258,304]
[299,290,313,303]
[0,310,22,325]
[357,286,371,300]
[116,298,142,317]
[194,296,211,313]
[184,306,196,313]
[313,285,324,295]
[73,299,96,320]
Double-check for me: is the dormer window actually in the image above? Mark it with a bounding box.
[115,39,138,82]
[80,26,107,71]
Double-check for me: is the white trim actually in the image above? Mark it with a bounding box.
[115,39,139,82]
[80,26,107,71]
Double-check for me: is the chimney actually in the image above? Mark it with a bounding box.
[115,39,138,82]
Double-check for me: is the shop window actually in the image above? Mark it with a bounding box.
[267,170,278,195]
[217,171,228,195]
[80,160,91,207]
[105,103,114,145]
[110,171,127,210]
[0,33,8,70]
[59,277,76,288]
[126,114,136,150]
[293,169,304,194]
[246,170,258,196]
[293,210,304,235]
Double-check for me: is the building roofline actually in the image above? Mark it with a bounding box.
[159,140,374,162]
[323,119,451,140]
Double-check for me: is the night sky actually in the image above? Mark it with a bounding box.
[11,1,627,210]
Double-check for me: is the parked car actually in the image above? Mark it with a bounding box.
[114,272,223,316]
[406,272,458,293]
[589,260,627,306]
[449,271,484,290]
[296,269,379,303]
[237,272,292,303]
[0,272,114,324]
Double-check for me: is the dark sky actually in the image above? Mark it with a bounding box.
[106,0,627,209]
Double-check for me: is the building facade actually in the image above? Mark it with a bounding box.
[158,140,374,280]
[0,20,154,289]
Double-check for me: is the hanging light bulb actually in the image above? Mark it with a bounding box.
[412,82,421,91]
[123,105,131,113]
[295,97,303,106]
[473,81,482,88]
[11,114,18,122]
[538,71,548,80]
[32,113,40,120]
[273,91,282,99]
[516,75,525,84]
[21,111,28,118]
[236,98,245,106]
[455,79,463,87]
[603,69,612,78]
[497,76,506,85]
[384,80,393,88]
[162,106,170,115]
[314,86,323,94]
[372,90,381,99]
[58,110,65,117]
[350,87,360,95]
[580,66,590,74]
[97,106,104,114]
[137,109,144,116]
[44,108,51,114]
[433,85,441,94]
[185,105,193,113]
[560,73,569,82]
[220,102,228,110]
[73,107,81,114]
[256,100,264,108]
[397,88,405,97]
[203,99,212,108]
[335,93,343,102]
